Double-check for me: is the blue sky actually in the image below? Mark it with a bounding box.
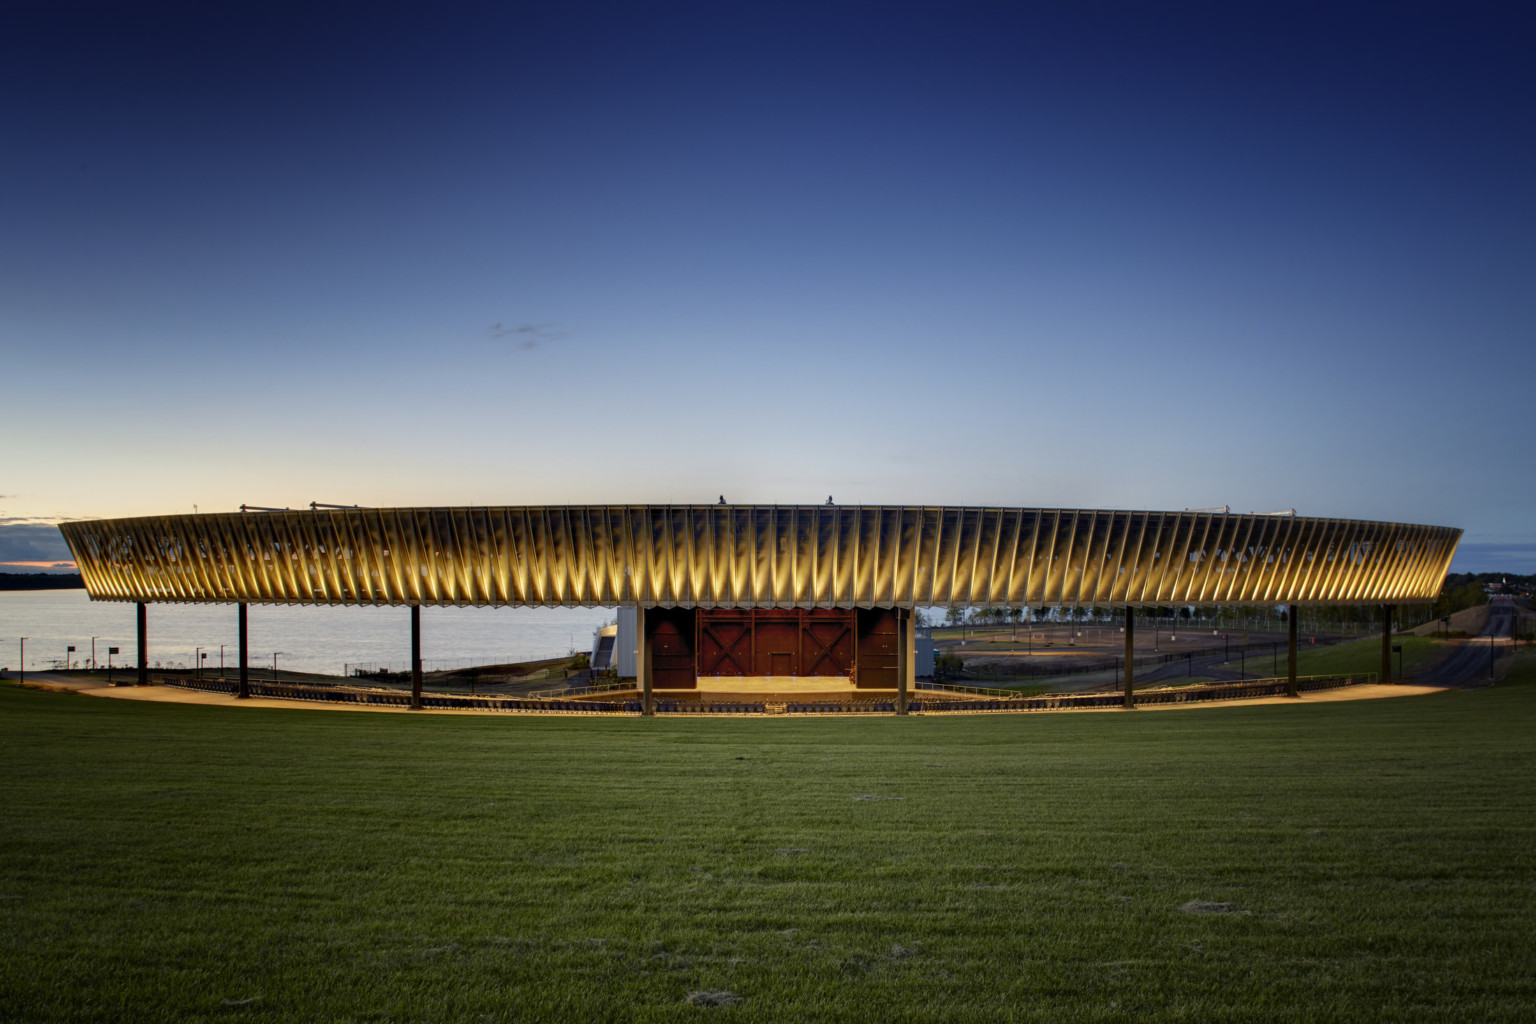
[3,2,1532,573]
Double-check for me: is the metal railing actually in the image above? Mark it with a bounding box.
[1136,672,1376,695]
[142,670,1378,716]
[528,678,636,699]
[915,680,1036,699]
[911,673,1378,713]
[149,673,637,714]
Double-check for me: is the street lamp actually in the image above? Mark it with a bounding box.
[272,652,286,680]
[90,636,99,671]
[195,647,203,679]
[18,638,27,685]
[219,645,225,675]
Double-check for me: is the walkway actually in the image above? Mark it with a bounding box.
[9,671,1446,716]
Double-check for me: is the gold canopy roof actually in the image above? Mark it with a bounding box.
[60,505,1460,608]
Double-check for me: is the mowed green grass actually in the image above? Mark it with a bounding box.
[2,670,1534,1023]
[1221,635,1447,680]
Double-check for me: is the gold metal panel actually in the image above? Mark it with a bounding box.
[61,506,1460,609]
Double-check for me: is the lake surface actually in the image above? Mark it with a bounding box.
[0,590,614,675]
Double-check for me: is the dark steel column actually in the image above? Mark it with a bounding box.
[638,607,653,716]
[410,605,423,710]
[237,603,250,699]
[1381,604,1394,683]
[1287,604,1299,698]
[136,602,148,685]
[896,608,909,716]
[1123,607,1134,708]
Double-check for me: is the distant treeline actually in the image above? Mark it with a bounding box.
[1435,571,1533,614]
[0,573,85,590]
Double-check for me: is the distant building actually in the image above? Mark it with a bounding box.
[589,621,618,672]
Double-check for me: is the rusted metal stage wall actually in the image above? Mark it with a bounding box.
[696,608,856,679]
[641,606,907,690]
[855,608,902,689]
[644,607,696,690]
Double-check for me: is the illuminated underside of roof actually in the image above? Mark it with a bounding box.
[60,506,1461,609]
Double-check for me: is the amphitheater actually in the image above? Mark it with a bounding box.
[60,504,1460,715]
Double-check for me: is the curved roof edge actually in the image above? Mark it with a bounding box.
[60,505,1461,608]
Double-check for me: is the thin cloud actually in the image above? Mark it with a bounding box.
[487,322,566,350]
[0,515,91,526]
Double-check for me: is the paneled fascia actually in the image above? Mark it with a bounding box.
[60,506,1460,610]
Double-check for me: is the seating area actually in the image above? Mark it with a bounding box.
[148,672,1370,715]
[150,675,638,714]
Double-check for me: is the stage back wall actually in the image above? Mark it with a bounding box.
[61,506,1460,609]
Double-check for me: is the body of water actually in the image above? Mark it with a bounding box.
[0,590,614,676]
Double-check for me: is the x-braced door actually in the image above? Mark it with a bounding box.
[697,609,754,676]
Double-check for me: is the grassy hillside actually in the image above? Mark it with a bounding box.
[1221,634,1446,679]
[1,677,1532,1021]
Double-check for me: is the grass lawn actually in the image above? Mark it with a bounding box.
[2,675,1533,1022]
[1220,635,1447,680]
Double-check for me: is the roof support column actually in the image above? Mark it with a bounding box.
[136,602,148,685]
[237,603,250,699]
[1381,604,1394,684]
[637,606,652,716]
[1287,604,1299,698]
[896,608,912,715]
[410,605,423,710]
[1123,607,1134,709]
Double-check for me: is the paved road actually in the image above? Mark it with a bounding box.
[1137,641,1336,686]
[1137,652,1249,685]
[1426,600,1518,686]
[1137,600,1523,689]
